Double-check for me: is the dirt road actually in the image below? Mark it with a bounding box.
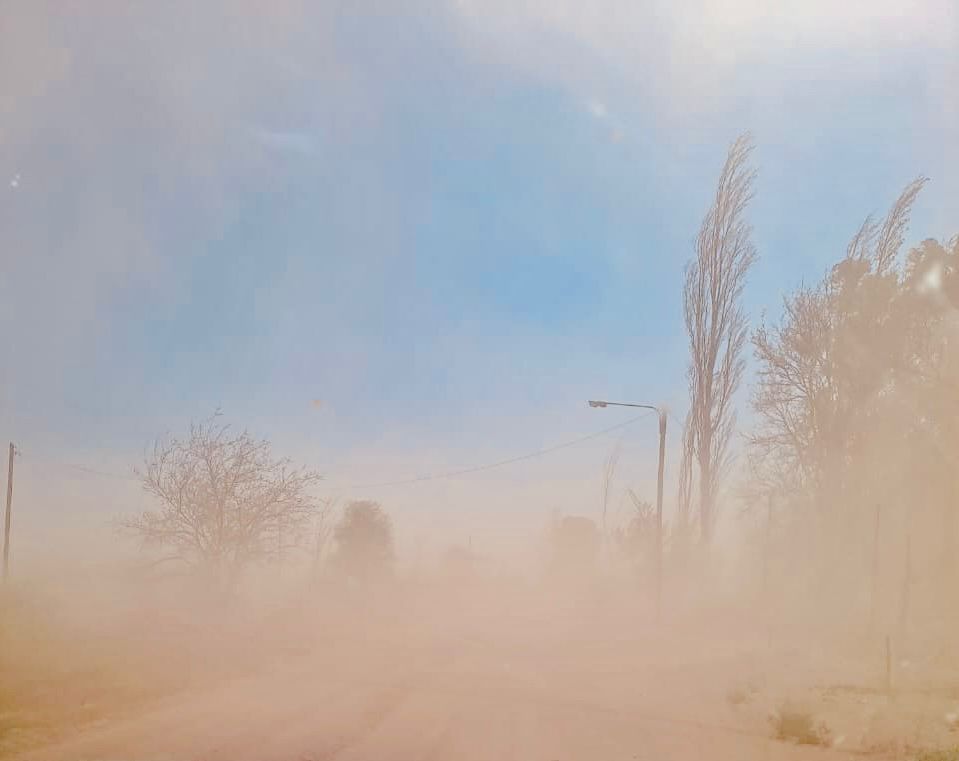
[15,600,856,761]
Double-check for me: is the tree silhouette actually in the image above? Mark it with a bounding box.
[679,133,758,543]
[750,178,929,505]
[746,180,959,620]
[124,413,321,587]
[331,500,395,583]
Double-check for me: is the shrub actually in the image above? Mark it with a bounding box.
[770,702,831,745]
[916,749,959,761]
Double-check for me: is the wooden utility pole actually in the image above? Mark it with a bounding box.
[277,512,284,575]
[655,409,667,620]
[869,503,882,633]
[3,443,14,582]
[885,634,892,696]
[764,493,774,649]
[762,493,773,601]
[896,529,913,656]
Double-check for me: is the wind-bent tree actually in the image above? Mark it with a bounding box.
[745,179,959,626]
[749,178,929,506]
[330,500,395,583]
[679,133,758,543]
[124,414,321,586]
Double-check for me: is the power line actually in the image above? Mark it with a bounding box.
[18,456,138,482]
[12,411,657,491]
[55,463,138,481]
[343,412,655,490]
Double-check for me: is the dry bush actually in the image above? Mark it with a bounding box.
[916,749,959,761]
[770,701,831,745]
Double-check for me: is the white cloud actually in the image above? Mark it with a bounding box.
[456,0,956,58]
[452,0,957,111]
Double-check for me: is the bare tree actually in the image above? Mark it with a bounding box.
[680,133,758,543]
[676,421,695,529]
[745,180,946,623]
[123,413,321,587]
[749,178,928,505]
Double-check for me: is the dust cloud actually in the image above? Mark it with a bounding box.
[2,2,958,760]
[3,482,959,760]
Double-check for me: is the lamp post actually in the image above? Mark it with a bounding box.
[588,400,666,617]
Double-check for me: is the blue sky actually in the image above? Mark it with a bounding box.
[1,0,957,558]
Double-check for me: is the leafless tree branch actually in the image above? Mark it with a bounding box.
[121,413,322,586]
[680,133,758,543]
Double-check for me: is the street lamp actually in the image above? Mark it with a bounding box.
[588,399,666,617]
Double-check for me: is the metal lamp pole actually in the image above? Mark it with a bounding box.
[588,400,666,617]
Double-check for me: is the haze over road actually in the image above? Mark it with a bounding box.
[15,592,851,761]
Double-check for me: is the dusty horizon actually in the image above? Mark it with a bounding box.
[2,1,958,759]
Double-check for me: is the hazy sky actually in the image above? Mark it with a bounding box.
[1,1,957,560]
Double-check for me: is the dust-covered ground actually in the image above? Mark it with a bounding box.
[3,563,958,761]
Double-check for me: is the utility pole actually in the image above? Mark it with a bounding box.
[869,503,882,633]
[3,443,14,582]
[896,528,913,657]
[655,409,666,618]
[588,400,667,619]
[764,493,774,649]
[277,512,284,576]
[762,492,773,604]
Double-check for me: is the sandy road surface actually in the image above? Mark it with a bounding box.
[13,599,860,761]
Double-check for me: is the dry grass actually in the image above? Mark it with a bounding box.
[0,590,190,758]
[0,580,323,759]
[769,701,831,745]
[915,749,959,761]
